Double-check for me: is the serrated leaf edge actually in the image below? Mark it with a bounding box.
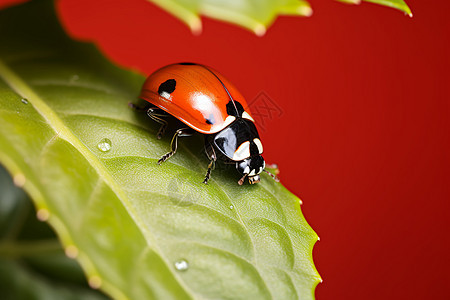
[0,59,195,300]
[148,0,411,35]
[147,0,312,36]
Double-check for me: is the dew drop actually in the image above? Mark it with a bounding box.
[21,98,28,104]
[229,205,234,210]
[97,138,112,152]
[174,259,189,271]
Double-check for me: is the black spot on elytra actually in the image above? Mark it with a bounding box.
[158,79,176,96]
[179,62,196,65]
[226,100,245,117]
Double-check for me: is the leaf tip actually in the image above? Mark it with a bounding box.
[400,1,413,17]
[299,5,313,17]
[363,0,412,17]
[253,24,267,36]
[189,16,203,35]
[399,2,413,17]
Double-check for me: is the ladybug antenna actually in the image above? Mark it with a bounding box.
[263,169,280,182]
[238,173,248,186]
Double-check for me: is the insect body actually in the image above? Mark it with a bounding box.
[136,63,276,185]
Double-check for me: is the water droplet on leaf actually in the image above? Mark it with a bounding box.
[174,259,189,271]
[97,138,112,152]
[21,98,28,104]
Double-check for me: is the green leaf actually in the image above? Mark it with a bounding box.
[147,0,312,36]
[336,0,412,16]
[148,0,411,35]
[0,0,320,299]
[0,166,108,300]
[364,0,411,16]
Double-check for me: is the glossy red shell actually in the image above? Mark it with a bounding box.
[140,63,252,134]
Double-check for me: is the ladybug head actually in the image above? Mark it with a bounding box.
[236,155,265,185]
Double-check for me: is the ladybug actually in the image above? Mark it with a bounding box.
[131,63,278,185]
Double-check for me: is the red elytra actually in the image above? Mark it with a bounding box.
[139,63,252,134]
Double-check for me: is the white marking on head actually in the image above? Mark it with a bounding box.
[258,167,263,174]
[242,111,255,122]
[253,138,263,154]
[244,166,250,174]
[223,115,236,128]
[249,175,261,184]
[249,169,256,176]
[233,141,250,161]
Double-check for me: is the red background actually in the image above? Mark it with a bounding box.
[2,0,449,299]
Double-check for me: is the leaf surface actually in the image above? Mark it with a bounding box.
[148,0,312,35]
[148,0,411,34]
[0,0,320,299]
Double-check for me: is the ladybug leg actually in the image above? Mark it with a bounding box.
[203,160,216,184]
[203,142,217,184]
[129,103,168,138]
[157,128,194,165]
[147,107,169,139]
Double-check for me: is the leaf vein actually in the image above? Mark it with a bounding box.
[0,59,195,299]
